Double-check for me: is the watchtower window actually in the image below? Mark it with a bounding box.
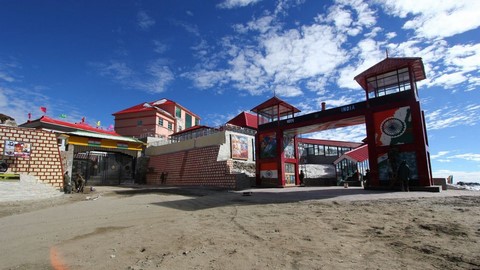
[367,68,412,98]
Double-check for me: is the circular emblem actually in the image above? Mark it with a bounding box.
[381,117,406,137]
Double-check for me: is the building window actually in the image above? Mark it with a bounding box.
[158,118,164,127]
[175,107,182,118]
[326,146,338,156]
[137,120,143,126]
[168,122,173,130]
[367,67,411,98]
[185,114,192,128]
[195,118,200,126]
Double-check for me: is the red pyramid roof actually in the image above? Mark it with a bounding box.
[251,96,300,118]
[354,57,426,91]
[227,111,258,129]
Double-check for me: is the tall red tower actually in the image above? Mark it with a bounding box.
[354,57,432,188]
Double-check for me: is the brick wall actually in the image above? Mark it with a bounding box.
[0,126,64,188]
[146,145,237,189]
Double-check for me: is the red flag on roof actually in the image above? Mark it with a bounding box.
[40,107,47,114]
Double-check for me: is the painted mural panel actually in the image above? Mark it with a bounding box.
[230,134,249,160]
[259,132,277,158]
[283,135,295,159]
[374,106,413,146]
[377,151,418,182]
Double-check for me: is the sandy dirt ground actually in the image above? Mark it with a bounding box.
[0,186,479,270]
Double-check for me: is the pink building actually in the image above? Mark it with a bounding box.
[112,98,201,140]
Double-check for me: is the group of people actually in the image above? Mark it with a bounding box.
[63,171,85,194]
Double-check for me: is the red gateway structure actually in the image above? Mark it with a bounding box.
[252,56,434,190]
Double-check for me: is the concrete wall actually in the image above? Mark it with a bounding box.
[0,126,64,188]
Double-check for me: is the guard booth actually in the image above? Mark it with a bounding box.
[252,56,434,190]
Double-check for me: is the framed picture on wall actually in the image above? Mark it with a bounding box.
[231,134,249,160]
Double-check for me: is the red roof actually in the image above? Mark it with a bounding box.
[334,144,369,164]
[22,116,120,136]
[227,111,258,129]
[251,96,300,117]
[354,57,426,91]
[112,98,200,119]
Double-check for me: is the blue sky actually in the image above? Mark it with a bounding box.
[1,0,479,182]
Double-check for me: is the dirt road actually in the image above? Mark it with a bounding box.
[1,186,479,270]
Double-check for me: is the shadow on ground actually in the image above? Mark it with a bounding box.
[135,187,398,211]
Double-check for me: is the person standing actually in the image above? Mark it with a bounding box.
[76,172,85,193]
[63,171,72,194]
[363,169,370,188]
[397,160,411,192]
[299,170,305,186]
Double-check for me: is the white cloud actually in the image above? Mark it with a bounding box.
[137,61,174,93]
[385,32,396,39]
[170,19,200,37]
[92,61,133,81]
[430,151,450,160]
[188,12,352,97]
[432,170,480,183]
[306,124,366,143]
[319,95,356,108]
[137,10,155,30]
[153,40,168,54]
[91,59,174,93]
[379,0,480,39]
[0,72,14,82]
[274,85,303,97]
[0,86,52,124]
[450,153,480,162]
[425,104,480,130]
[217,0,262,9]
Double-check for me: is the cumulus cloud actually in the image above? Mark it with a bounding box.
[378,0,480,39]
[188,12,351,97]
